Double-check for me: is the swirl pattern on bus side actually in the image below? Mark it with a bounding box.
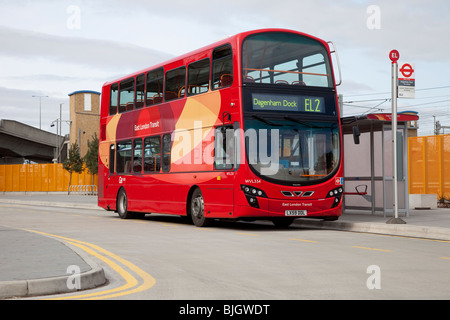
[100,90,223,180]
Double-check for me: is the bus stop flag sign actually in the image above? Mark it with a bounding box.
[398,62,415,99]
[389,50,399,63]
[387,49,406,224]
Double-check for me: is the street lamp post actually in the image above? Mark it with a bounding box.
[50,103,72,163]
[32,95,49,129]
[50,119,59,163]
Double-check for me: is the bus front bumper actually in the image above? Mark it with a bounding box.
[234,196,342,220]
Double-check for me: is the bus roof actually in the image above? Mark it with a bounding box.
[103,28,328,87]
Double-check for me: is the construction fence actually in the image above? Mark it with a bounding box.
[408,134,450,199]
[0,163,97,193]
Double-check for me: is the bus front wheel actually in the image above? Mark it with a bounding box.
[189,188,211,227]
[271,217,294,228]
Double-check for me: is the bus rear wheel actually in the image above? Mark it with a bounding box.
[189,188,211,227]
[117,188,133,219]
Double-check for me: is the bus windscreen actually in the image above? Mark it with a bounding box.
[242,32,332,88]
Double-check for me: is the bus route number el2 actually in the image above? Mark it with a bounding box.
[305,98,321,113]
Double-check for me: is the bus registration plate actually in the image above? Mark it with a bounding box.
[285,210,307,216]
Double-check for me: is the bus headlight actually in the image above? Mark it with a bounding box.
[241,185,267,208]
[326,187,343,208]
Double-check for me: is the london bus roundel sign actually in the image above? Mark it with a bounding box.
[389,49,400,63]
[399,63,414,78]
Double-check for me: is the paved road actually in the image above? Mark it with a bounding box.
[1,201,449,301]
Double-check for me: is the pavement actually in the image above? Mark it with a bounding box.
[0,192,449,299]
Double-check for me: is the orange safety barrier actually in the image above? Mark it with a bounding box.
[408,134,450,198]
[0,163,97,193]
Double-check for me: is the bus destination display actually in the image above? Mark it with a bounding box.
[252,93,325,113]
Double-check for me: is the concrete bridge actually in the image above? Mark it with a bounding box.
[0,119,67,164]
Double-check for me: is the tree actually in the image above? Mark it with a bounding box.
[84,132,99,181]
[63,141,84,194]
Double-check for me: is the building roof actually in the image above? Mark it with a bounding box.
[68,90,101,97]
[341,111,419,134]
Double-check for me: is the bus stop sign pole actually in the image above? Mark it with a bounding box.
[387,50,406,224]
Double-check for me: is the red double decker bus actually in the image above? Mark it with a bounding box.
[98,28,343,227]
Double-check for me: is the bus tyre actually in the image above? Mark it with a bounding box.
[271,217,295,228]
[117,188,132,219]
[189,188,211,227]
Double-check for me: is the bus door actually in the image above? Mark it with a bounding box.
[204,125,236,218]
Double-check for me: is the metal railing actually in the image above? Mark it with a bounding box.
[69,185,98,195]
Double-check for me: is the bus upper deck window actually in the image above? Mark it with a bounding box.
[212,44,233,90]
[119,78,135,113]
[242,32,332,87]
[146,68,164,106]
[109,83,118,115]
[165,67,186,101]
[188,59,210,96]
[135,74,145,109]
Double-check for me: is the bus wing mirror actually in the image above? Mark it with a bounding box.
[222,111,231,125]
[328,41,342,86]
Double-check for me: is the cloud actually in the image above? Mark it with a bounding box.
[0,26,173,73]
[105,0,450,59]
[2,1,448,65]
[0,24,173,132]
[0,0,449,137]
[316,0,450,62]
[0,86,69,131]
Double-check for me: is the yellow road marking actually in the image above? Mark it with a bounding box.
[236,232,260,236]
[52,241,138,300]
[290,238,318,243]
[157,222,179,227]
[441,257,450,260]
[352,246,392,252]
[82,242,156,300]
[23,229,156,300]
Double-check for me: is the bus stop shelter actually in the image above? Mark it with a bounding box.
[341,111,419,217]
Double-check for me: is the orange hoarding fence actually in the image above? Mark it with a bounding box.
[408,134,450,198]
[0,163,97,192]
